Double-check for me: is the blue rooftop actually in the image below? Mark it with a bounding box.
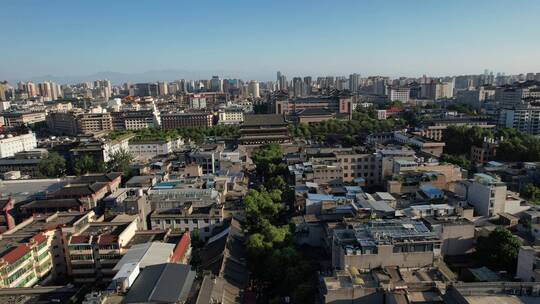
[419,185,444,199]
[307,193,336,202]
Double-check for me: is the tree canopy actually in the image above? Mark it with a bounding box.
[243,189,315,303]
[442,126,491,156]
[439,154,471,171]
[475,227,521,273]
[107,148,134,175]
[289,107,396,145]
[521,183,540,204]
[38,152,66,177]
[108,125,240,144]
[73,154,105,175]
[443,126,540,163]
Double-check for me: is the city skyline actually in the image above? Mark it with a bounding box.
[2,0,540,82]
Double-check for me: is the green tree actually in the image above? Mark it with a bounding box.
[521,183,540,204]
[244,189,282,232]
[447,103,476,115]
[38,152,66,177]
[442,126,491,156]
[74,154,105,175]
[439,154,471,171]
[475,227,521,272]
[251,144,287,181]
[107,148,134,174]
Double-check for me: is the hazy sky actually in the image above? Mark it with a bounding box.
[2,0,540,81]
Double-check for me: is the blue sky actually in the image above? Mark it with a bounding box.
[1,0,540,81]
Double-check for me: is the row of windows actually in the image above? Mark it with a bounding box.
[343,165,376,170]
[154,218,219,225]
[15,271,35,287]
[0,252,32,276]
[70,254,93,261]
[4,263,33,285]
[344,172,374,178]
[341,157,373,163]
[69,244,92,251]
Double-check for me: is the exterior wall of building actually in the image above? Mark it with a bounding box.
[436,222,474,256]
[161,113,213,129]
[218,111,244,125]
[78,113,113,134]
[68,220,137,284]
[468,181,506,217]
[0,133,37,158]
[3,112,46,127]
[129,141,173,160]
[322,285,382,304]
[335,244,436,270]
[516,246,540,282]
[335,153,379,185]
[0,232,54,288]
[46,112,79,135]
[150,213,224,240]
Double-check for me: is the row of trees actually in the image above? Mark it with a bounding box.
[38,149,134,177]
[443,125,540,163]
[246,144,314,302]
[439,154,472,171]
[244,189,314,303]
[446,103,477,116]
[108,125,240,144]
[289,107,396,145]
[251,144,293,203]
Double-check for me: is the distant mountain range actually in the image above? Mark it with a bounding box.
[7,69,272,85]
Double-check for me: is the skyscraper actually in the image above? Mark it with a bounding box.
[349,73,360,92]
[303,76,312,95]
[27,82,37,97]
[373,77,388,96]
[157,82,168,96]
[210,76,223,92]
[247,80,260,98]
[292,77,304,97]
[277,71,287,91]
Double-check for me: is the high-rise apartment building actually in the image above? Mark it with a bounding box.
[210,76,223,93]
[247,80,260,98]
[349,73,360,92]
[292,77,304,97]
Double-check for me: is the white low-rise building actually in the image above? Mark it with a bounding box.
[218,109,244,125]
[0,132,37,158]
[129,138,184,160]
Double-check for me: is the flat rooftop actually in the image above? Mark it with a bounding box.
[0,178,68,203]
[0,212,88,259]
[336,219,439,249]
